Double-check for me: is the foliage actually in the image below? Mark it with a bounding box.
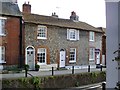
[31,77,41,89]
[24,64,29,70]
[35,64,40,69]
[2,71,106,89]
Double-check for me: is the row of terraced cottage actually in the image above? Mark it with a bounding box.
[0,1,106,70]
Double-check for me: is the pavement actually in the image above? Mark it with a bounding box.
[1,67,106,79]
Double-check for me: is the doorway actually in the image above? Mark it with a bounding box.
[59,49,66,68]
[26,46,35,70]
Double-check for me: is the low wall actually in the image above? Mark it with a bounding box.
[2,71,106,89]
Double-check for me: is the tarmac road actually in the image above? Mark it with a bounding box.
[1,68,106,79]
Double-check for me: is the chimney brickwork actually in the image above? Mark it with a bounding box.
[22,2,31,13]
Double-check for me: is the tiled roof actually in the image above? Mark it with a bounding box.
[23,13,103,33]
[97,27,106,33]
[0,2,22,16]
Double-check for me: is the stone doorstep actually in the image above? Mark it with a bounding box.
[39,64,58,71]
[65,65,96,70]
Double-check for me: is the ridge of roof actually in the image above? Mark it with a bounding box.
[23,13,102,33]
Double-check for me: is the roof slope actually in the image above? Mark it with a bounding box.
[23,13,102,32]
[0,2,22,16]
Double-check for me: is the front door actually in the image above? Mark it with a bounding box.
[96,52,100,65]
[59,49,66,68]
[26,46,35,70]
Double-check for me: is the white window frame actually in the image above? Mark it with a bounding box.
[89,31,95,41]
[0,17,6,36]
[67,29,79,41]
[89,48,95,61]
[69,48,76,63]
[37,25,47,39]
[0,46,6,63]
[37,48,47,65]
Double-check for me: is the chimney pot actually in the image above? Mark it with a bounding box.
[70,11,79,21]
[22,2,31,13]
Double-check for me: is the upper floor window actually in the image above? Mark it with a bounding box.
[0,46,5,63]
[89,31,95,41]
[67,29,79,41]
[69,48,76,63]
[37,25,47,39]
[0,17,6,36]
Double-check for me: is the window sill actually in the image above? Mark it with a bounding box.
[89,40,94,42]
[67,39,79,41]
[0,61,6,64]
[37,37,47,40]
[0,34,6,37]
[89,59,95,61]
[69,61,76,63]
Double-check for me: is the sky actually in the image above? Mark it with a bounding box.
[17,0,106,28]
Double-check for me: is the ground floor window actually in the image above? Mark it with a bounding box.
[89,47,95,61]
[69,48,76,63]
[37,48,46,65]
[0,46,5,63]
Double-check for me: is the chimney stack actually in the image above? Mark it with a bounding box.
[70,11,79,21]
[52,12,58,18]
[22,1,31,13]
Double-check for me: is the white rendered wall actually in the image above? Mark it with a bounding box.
[106,1,120,88]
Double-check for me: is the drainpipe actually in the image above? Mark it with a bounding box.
[19,16,23,68]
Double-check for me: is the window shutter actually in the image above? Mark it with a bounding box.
[76,30,80,40]
[67,29,69,40]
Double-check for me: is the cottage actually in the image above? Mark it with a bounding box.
[22,2,104,70]
[0,1,23,69]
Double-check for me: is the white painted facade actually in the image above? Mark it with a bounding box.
[105,0,120,88]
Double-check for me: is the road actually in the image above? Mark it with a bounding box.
[1,68,106,79]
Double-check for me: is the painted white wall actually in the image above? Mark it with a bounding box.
[106,1,119,88]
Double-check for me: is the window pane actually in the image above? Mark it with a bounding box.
[37,25,47,39]
[0,19,5,35]
[69,48,76,62]
[89,48,95,60]
[89,32,94,41]
[37,48,46,64]
[0,46,5,62]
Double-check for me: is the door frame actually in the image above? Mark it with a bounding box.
[59,49,66,68]
[95,49,101,65]
[25,45,35,70]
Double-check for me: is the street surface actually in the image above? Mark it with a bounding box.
[1,68,106,79]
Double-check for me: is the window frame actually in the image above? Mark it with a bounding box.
[69,48,76,63]
[89,31,95,42]
[37,25,47,39]
[37,48,47,65]
[67,29,79,41]
[0,17,6,36]
[89,47,95,61]
[0,46,6,63]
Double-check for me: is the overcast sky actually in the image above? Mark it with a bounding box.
[18,0,106,28]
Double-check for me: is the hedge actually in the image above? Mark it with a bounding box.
[2,71,106,89]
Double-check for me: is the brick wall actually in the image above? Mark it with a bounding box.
[5,17,20,65]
